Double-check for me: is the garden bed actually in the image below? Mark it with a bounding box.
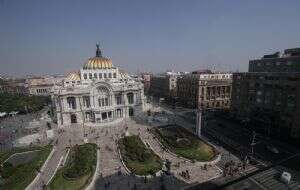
[151,125,216,162]
[0,145,52,190]
[118,135,162,176]
[49,143,97,190]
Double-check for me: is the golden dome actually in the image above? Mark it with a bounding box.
[83,57,112,69]
[83,44,113,70]
[66,72,81,81]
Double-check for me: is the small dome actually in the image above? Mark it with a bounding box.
[66,72,81,81]
[83,44,113,70]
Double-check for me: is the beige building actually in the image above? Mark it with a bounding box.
[27,76,64,96]
[0,78,28,95]
[177,72,232,109]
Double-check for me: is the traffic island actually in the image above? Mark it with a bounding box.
[49,143,97,190]
[151,125,217,162]
[0,145,52,190]
[118,135,163,176]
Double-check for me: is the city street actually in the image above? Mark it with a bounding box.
[157,102,300,189]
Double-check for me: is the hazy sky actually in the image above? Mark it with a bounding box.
[1,0,300,76]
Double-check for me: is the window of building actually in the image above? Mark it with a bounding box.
[104,73,107,78]
[127,93,134,104]
[99,73,102,79]
[113,73,117,78]
[115,95,122,105]
[83,96,90,108]
[104,97,108,106]
[108,73,112,78]
[94,73,98,79]
[67,97,76,109]
[84,74,87,79]
[89,73,92,79]
[102,112,107,120]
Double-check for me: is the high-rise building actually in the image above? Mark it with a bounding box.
[231,48,300,140]
[249,48,300,72]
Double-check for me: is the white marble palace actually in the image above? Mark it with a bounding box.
[52,44,145,127]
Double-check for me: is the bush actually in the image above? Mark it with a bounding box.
[119,136,163,175]
[63,144,97,179]
[152,126,216,161]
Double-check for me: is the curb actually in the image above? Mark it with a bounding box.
[85,148,100,190]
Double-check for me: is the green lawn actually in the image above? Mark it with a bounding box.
[0,145,52,190]
[119,135,162,176]
[49,143,97,190]
[151,125,216,162]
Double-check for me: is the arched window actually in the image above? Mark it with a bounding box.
[127,93,134,104]
[67,97,76,109]
[97,86,110,107]
[83,96,90,108]
[115,94,122,105]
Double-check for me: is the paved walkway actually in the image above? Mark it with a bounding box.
[26,125,83,190]
[25,111,222,190]
[127,119,222,184]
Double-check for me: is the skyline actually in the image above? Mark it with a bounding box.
[1,0,300,76]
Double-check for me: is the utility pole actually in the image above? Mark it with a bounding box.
[196,107,204,138]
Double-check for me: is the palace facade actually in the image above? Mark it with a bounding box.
[52,45,145,127]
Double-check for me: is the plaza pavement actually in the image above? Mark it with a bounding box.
[24,107,223,190]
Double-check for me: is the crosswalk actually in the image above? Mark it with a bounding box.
[251,168,300,190]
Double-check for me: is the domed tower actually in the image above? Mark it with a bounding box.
[80,44,119,82]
